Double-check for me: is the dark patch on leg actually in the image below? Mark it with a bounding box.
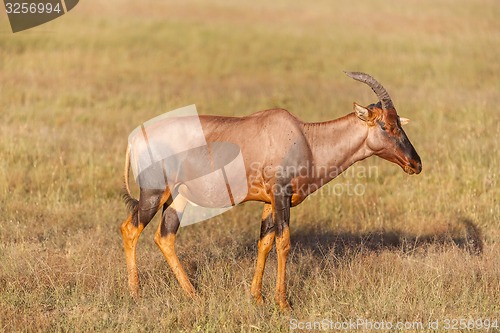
[138,207,159,228]
[137,188,165,227]
[274,201,291,238]
[260,212,275,239]
[160,204,181,237]
[131,209,139,227]
[139,188,164,210]
[272,183,292,238]
[271,190,292,310]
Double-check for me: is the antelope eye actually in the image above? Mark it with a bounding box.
[391,126,402,136]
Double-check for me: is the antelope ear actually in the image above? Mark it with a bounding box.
[353,102,372,122]
[399,117,410,125]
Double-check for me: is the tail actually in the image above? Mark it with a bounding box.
[122,144,139,213]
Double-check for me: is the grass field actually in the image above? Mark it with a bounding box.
[0,0,499,332]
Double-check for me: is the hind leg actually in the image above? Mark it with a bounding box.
[154,195,195,296]
[121,188,170,298]
[121,212,143,299]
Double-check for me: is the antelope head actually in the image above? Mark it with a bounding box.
[345,71,422,175]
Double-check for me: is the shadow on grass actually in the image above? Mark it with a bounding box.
[290,218,483,258]
[174,218,483,284]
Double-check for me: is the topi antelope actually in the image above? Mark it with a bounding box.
[120,71,422,310]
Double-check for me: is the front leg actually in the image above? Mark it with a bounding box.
[273,185,292,311]
[251,204,275,304]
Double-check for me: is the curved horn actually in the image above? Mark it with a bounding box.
[344,71,395,111]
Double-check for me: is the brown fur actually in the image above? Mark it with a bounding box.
[120,72,422,310]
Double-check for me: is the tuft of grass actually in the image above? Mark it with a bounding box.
[0,0,499,331]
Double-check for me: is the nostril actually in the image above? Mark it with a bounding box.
[415,161,422,173]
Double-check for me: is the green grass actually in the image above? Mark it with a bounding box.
[0,0,499,332]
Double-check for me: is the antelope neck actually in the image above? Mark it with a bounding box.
[301,112,373,183]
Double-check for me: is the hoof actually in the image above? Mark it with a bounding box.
[279,302,291,312]
[252,294,265,305]
[129,288,140,302]
[276,298,292,312]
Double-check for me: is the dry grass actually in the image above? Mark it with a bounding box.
[0,0,499,332]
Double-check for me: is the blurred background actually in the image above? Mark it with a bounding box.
[0,0,498,331]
